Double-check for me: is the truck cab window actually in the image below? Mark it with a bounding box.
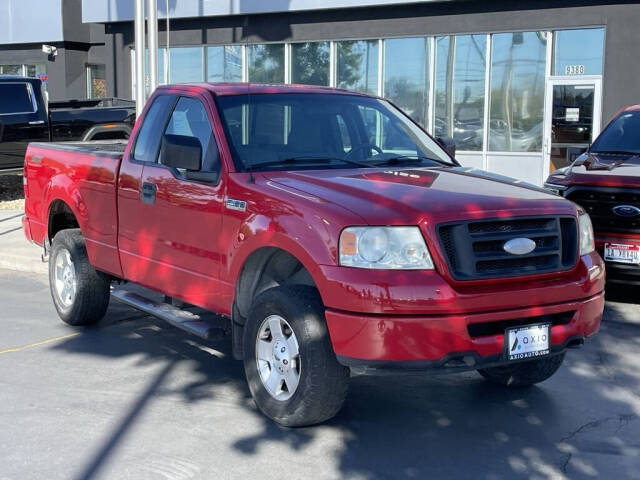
[0,83,35,115]
[133,95,172,162]
[163,97,220,172]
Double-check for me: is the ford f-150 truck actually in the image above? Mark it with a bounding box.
[1,76,135,172]
[23,83,605,426]
[545,104,640,285]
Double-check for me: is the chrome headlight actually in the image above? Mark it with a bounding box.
[578,213,595,255]
[339,226,434,269]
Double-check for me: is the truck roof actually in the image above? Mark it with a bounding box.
[0,75,40,84]
[157,82,370,97]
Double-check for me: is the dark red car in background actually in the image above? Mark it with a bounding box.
[545,105,640,285]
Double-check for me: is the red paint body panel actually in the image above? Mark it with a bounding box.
[23,83,605,364]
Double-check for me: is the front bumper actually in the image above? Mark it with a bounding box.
[596,233,640,284]
[326,291,603,371]
[319,252,605,370]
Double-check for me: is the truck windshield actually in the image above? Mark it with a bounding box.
[215,93,454,171]
[590,110,640,155]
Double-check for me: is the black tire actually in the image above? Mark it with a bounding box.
[243,286,349,427]
[49,229,111,326]
[477,352,566,387]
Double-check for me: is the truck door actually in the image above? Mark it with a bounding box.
[118,94,175,283]
[136,94,226,309]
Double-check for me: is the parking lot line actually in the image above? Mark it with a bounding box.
[0,332,80,355]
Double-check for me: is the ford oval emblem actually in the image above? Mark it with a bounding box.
[612,205,640,218]
[503,238,537,256]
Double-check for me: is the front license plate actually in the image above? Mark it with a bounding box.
[506,324,550,361]
[604,242,640,264]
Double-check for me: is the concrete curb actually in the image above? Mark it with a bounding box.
[0,253,48,275]
[0,209,47,275]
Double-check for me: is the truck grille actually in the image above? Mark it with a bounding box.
[565,187,640,234]
[438,216,578,280]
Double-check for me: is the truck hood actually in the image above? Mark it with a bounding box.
[264,166,574,225]
[546,152,640,188]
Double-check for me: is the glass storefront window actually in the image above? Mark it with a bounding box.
[0,65,22,75]
[169,47,204,83]
[554,28,605,76]
[489,31,547,152]
[26,64,46,78]
[248,44,285,83]
[434,35,486,151]
[291,42,330,86]
[336,40,379,95]
[207,45,242,82]
[383,37,428,127]
[87,64,107,99]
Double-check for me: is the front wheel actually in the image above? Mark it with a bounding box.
[49,229,111,326]
[243,286,349,427]
[477,353,566,387]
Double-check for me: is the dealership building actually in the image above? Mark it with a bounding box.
[2,1,640,185]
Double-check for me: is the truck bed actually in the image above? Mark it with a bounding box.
[28,140,128,158]
[24,140,126,277]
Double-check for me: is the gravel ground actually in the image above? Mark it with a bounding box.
[0,175,24,210]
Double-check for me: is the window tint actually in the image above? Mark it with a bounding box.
[133,95,173,162]
[0,83,35,115]
[591,111,640,155]
[163,97,219,172]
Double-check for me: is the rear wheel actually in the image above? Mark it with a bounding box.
[477,353,566,387]
[49,229,111,326]
[243,286,349,427]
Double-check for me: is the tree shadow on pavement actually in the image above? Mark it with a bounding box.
[51,299,640,480]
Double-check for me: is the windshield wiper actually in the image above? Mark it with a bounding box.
[246,155,370,171]
[371,154,453,167]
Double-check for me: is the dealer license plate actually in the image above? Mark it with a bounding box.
[604,243,640,264]
[506,324,550,361]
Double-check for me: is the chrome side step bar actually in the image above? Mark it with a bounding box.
[111,289,222,340]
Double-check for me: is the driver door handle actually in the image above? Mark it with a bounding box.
[141,181,157,204]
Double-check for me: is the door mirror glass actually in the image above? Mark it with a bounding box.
[160,134,202,171]
[436,136,456,158]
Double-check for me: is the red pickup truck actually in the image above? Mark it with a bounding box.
[545,104,640,285]
[23,83,604,426]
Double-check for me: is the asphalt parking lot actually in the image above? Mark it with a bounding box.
[0,268,639,480]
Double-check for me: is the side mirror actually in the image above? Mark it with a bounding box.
[160,134,202,171]
[436,136,456,159]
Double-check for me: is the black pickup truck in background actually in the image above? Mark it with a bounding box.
[0,76,135,171]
